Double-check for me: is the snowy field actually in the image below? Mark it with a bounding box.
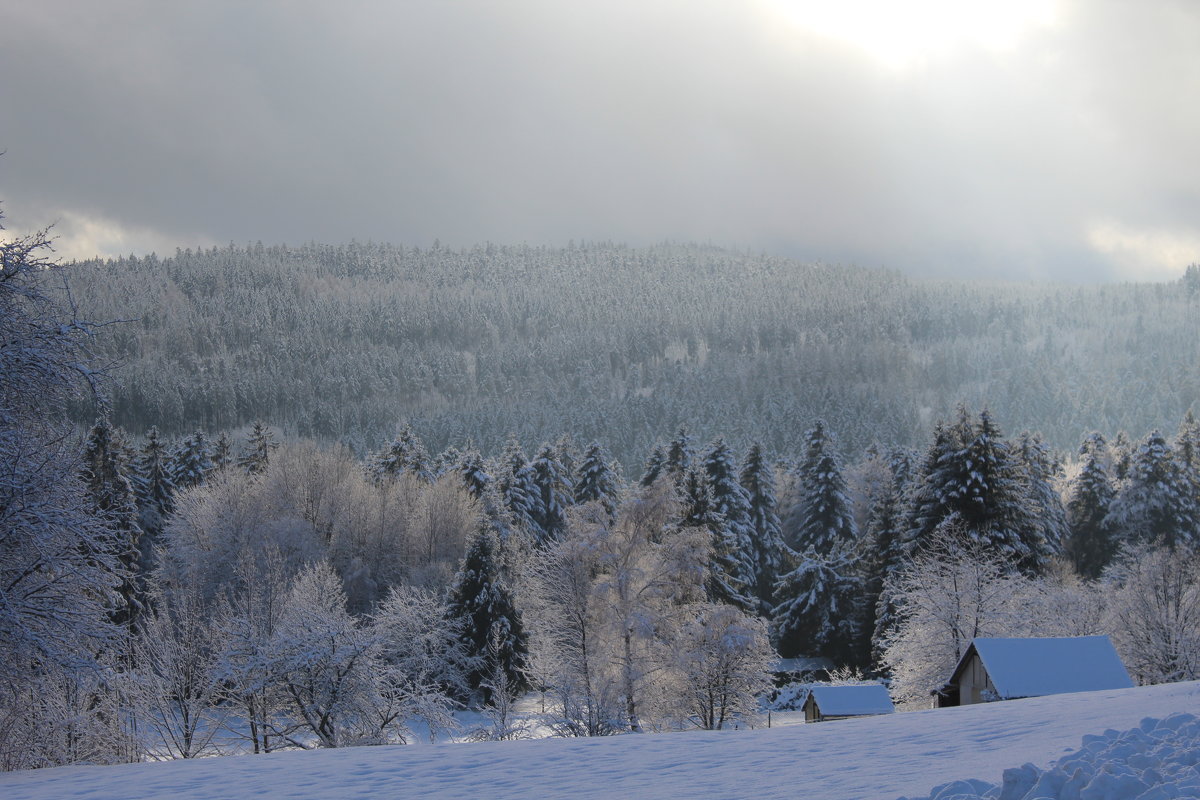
[4,681,1198,800]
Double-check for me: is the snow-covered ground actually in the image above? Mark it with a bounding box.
[4,681,1198,800]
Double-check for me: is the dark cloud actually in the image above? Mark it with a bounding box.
[2,0,1198,280]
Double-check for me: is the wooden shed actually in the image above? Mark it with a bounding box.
[803,684,895,722]
[935,635,1133,708]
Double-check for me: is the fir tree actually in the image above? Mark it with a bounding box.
[369,423,431,482]
[679,468,754,612]
[702,439,757,609]
[786,420,856,555]
[575,441,620,520]
[1065,432,1117,579]
[134,426,175,524]
[1107,430,1198,549]
[445,525,529,705]
[771,549,861,662]
[529,444,574,541]
[83,418,143,628]
[170,431,214,493]
[237,420,277,475]
[865,448,913,667]
[739,442,783,614]
[457,448,493,500]
[665,426,693,483]
[212,433,233,473]
[497,438,545,539]
[640,444,668,488]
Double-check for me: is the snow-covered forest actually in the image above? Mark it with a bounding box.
[69,242,1200,463]
[6,208,1200,772]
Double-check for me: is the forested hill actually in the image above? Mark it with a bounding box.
[72,241,1200,465]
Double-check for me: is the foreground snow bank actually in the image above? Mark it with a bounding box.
[903,713,1200,800]
[4,681,1198,800]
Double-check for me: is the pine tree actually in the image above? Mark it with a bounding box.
[1107,430,1198,549]
[739,442,783,614]
[1065,432,1117,579]
[530,444,574,541]
[170,431,214,492]
[369,423,431,483]
[237,420,277,475]
[771,550,861,662]
[665,426,694,483]
[134,426,175,525]
[640,444,668,488]
[456,448,492,500]
[575,441,620,520]
[83,418,143,628]
[679,468,754,612]
[1014,431,1067,565]
[445,525,529,705]
[1176,410,1200,509]
[864,448,913,667]
[497,438,545,539]
[702,439,757,610]
[786,420,856,555]
[212,432,233,473]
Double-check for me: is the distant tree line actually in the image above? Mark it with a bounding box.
[68,241,1200,468]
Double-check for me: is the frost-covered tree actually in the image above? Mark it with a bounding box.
[1015,431,1068,558]
[445,524,529,705]
[237,421,277,476]
[130,576,227,759]
[574,441,621,521]
[0,211,127,768]
[1105,544,1200,685]
[739,442,783,614]
[880,526,1027,706]
[212,432,233,473]
[673,604,774,730]
[1106,430,1198,549]
[268,562,382,748]
[371,586,472,742]
[904,409,1049,574]
[1065,433,1118,579]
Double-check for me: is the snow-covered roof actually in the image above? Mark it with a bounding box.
[807,684,895,717]
[961,636,1133,699]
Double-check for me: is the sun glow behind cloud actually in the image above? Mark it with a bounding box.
[764,0,1060,70]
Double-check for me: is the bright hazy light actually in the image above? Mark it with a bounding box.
[765,0,1060,69]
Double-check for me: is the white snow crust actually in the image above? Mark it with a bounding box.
[3,681,1197,800]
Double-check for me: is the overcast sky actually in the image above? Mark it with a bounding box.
[2,0,1198,281]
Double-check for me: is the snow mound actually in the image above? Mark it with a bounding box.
[900,712,1200,800]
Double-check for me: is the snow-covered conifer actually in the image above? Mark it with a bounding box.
[739,442,783,613]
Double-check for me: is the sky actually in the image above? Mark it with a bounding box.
[1,0,1198,281]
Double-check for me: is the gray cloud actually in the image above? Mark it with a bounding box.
[2,0,1198,280]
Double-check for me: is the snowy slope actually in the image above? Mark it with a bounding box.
[4,681,1198,800]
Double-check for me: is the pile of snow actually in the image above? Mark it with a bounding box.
[902,712,1200,800]
[4,681,1198,800]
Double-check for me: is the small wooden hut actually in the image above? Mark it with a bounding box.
[934,635,1133,707]
[803,684,895,723]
